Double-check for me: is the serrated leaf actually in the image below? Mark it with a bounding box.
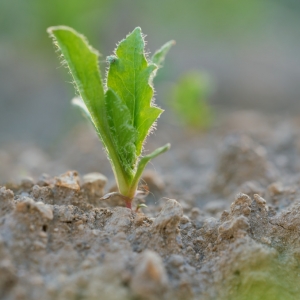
[48,26,172,203]
[107,27,162,157]
[152,40,175,68]
[105,89,137,173]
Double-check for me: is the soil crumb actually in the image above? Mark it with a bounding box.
[1,112,300,299]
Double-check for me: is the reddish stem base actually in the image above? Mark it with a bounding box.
[125,201,132,210]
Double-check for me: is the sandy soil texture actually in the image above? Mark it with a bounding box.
[1,111,300,300]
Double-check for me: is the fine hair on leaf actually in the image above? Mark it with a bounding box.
[48,26,173,209]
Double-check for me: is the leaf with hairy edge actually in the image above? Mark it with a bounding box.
[105,89,137,174]
[48,27,106,135]
[48,25,173,207]
[106,27,162,157]
[152,40,175,68]
[47,26,127,189]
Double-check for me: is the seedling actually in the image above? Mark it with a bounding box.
[136,203,148,213]
[172,71,213,129]
[48,26,173,209]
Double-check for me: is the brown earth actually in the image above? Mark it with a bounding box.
[1,111,300,300]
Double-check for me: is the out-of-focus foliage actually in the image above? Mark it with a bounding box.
[226,253,299,300]
[0,0,112,51]
[1,0,300,144]
[0,0,275,53]
[171,71,213,129]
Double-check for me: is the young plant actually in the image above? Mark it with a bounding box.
[171,71,213,129]
[47,26,173,209]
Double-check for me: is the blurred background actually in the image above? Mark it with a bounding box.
[1,0,300,181]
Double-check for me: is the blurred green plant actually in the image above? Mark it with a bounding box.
[227,256,300,300]
[48,26,173,209]
[171,71,213,129]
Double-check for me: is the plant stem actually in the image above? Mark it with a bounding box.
[125,201,132,209]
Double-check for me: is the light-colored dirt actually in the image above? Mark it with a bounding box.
[1,112,300,299]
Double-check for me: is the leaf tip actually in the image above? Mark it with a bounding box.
[129,27,144,41]
[160,143,171,153]
[133,27,142,33]
[47,25,73,35]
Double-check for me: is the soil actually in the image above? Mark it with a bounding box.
[1,110,300,300]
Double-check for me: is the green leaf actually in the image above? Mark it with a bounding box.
[106,27,162,157]
[47,26,128,189]
[72,97,91,120]
[131,143,171,191]
[151,40,175,68]
[172,71,213,128]
[105,89,137,174]
[48,26,172,202]
[47,26,106,135]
